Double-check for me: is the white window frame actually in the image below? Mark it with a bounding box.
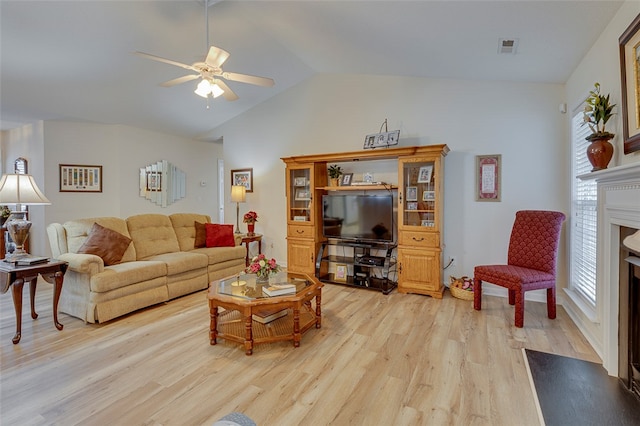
[567,102,598,320]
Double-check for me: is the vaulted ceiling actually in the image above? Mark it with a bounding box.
[0,1,623,140]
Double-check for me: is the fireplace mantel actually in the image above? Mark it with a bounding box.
[579,162,640,376]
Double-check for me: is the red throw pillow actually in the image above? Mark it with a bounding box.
[77,222,132,266]
[205,223,235,247]
[194,221,207,248]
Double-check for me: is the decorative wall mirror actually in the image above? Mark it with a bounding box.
[139,160,186,207]
[14,157,27,174]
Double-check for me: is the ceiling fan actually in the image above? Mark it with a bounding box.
[134,1,274,102]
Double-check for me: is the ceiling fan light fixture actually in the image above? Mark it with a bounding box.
[195,79,212,97]
[210,82,224,98]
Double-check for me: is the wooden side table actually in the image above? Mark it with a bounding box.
[0,259,68,344]
[241,233,263,266]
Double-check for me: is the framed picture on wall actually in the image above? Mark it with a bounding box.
[59,164,103,193]
[231,168,253,193]
[476,154,501,202]
[619,14,640,154]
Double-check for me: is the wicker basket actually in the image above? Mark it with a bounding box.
[449,276,474,301]
[449,285,474,301]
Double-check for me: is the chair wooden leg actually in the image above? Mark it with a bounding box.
[508,289,515,305]
[514,290,524,328]
[547,287,556,319]
[473,279,482,310]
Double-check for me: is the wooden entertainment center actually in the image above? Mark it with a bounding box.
[281,144,448,298]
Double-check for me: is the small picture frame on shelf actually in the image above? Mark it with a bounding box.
[421,220,434,227]
[407,202,418,210]
[334,264,348,282]
[341,173,353,186]
[295,189,311,200]
[293,215,307,221]
[422,191,435,201]
[293,177,306,186]
[417,165,433,183]
[406,186,418,201]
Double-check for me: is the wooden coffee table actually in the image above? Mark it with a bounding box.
[207,271,322,355]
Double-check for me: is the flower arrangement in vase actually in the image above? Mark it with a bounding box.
[246,254,280,282]
[583,82,616,171]
[243,211,258,235]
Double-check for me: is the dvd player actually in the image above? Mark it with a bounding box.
[357,256,385,266]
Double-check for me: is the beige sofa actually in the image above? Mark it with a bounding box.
[47,213,246,323]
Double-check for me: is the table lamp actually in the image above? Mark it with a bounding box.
[231,185,246,234]
[0,174,51,260]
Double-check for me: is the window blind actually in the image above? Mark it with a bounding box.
[570,108,597,306]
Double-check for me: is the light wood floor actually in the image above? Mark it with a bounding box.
[1,280,600,426]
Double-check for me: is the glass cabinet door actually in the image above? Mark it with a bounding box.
[288,166,313,223]
[399,159,436,228]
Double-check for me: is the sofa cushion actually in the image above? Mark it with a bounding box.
[145,251,208,276]
[192,245,246,264]
[77,223,132,266]
[90,260,167,293]
[169,213,211,251]
[194,221,207,248]
[205,223,235,247]
[127,214,180,259]
[63,217,137,263]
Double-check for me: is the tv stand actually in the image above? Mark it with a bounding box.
[315,240,397,294]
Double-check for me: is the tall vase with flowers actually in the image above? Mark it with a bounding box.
[246,254,280,283]
[243,211,258,236]
[583,82,616,171]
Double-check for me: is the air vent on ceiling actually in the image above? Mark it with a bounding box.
[498,38,519,55]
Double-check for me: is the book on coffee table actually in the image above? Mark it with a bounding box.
[252,308,289,324]
[262,283,296,297]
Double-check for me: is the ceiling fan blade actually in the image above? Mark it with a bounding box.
[215,79,239,101]
[222,71,275,87]
[134,51,197,72]
[160,74,200,87]
[205,46,230,68]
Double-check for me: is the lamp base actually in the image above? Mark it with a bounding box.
[5,211,31,261]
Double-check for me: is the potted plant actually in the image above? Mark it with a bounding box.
[0,205,11,227]
[328,164,343,186]
[583,82,616,171]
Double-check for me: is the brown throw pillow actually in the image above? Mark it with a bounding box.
[77,222,132,266]
[194,221,207,248]
[205,223,236,247]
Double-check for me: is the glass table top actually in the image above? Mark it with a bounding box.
[214,271,311,300]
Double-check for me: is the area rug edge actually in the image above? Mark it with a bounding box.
[522,348,546,426]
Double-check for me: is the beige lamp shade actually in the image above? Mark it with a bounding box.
[0,174,51,205]
[231,185,246,203]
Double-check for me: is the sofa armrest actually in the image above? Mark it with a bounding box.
[57,252,105,275]
[234,234,243,246]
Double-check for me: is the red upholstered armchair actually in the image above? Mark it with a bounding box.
[473,210,566,328]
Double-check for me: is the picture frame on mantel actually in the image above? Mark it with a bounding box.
[620,14,640,154]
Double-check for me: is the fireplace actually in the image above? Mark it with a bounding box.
[582,162,640,377]
[620,228,640,397]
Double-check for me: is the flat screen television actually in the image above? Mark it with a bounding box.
[322,194,394,243]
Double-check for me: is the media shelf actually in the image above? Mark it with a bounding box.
[315,240,397,294]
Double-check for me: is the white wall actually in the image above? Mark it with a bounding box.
[211,74,569,296]
[563,1,640,361]
[4,121,223,257]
